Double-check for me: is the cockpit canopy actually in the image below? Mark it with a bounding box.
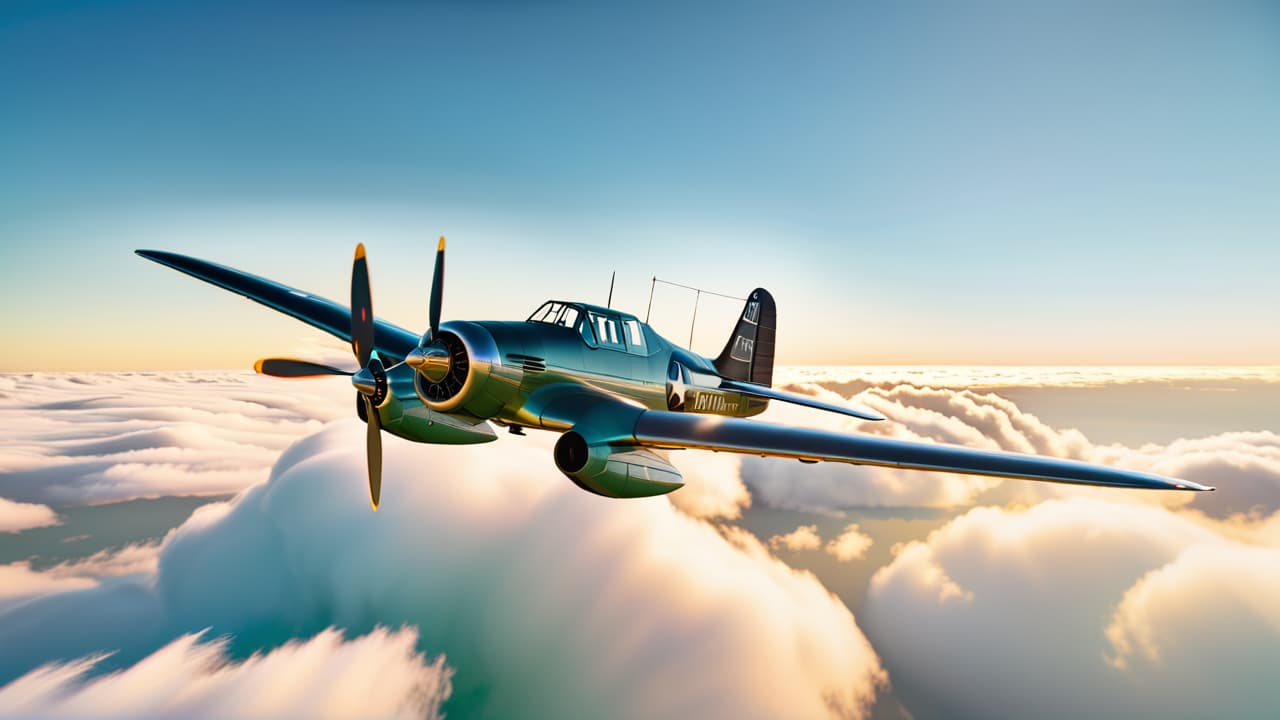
[527,301,653,356]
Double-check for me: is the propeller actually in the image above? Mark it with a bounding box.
[253,358,351,378]
[406,237,448,379]
[254,242,390,511]
[429,235,445,339]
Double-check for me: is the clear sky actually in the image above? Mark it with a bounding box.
[2,0,1278,370]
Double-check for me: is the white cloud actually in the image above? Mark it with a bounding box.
[8,369,1276,519]
[0,421,887,720]
[46,542,162,580]
[738,380,1280,516]
[0,626,452,720]
[0,498,59,533]
[862,499,1280,718]
[825,524,873,562]
[0,563,97,614]
[0,372,348,505]
[0,544,160,614]
[778,365,1280,389]
[663,451,751,520]
[768,524,823,552]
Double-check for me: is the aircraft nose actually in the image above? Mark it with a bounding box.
[351,367,376,396]
[406,344,451,383]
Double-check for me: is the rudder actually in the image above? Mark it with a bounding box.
[712,288,776,386]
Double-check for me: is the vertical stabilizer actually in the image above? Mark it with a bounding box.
[712,288,776,386]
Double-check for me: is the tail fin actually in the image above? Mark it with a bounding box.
[712,288,776,386]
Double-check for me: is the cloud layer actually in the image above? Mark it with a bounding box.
[4,368,1278,719]
[0,421,886,719]
[0,372,347,505]
[740,381,1280,516]
[778,365,1280,389]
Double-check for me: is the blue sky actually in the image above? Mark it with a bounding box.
[2,0,1278,368]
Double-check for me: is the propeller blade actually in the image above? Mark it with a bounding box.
[364,395,383,511]
[255,358,353,378]
[351,243,375,368]
[429,236,445,337]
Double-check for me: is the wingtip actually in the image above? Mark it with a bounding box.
[252,358,265,374]
[437,236,446,252]
[354,243,367,261]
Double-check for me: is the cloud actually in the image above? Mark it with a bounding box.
[778,365,1280,389]
[46,542,162,580]
[0,626,452,720]
[0,421,887,719]
[0,372,348,505]
[0,543,160,615]
[739,390,1004,512]
[767,524,822,552]
[0,498,59,533]
[1105,545,1280,686]
[663,451,750,520]
[8,368,1276,519]
[862,499,1280,718]
[0,563,97,614]
[825,524,873,562]
[738,380,1280,516]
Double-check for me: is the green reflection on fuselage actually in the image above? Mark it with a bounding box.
[376,304,766,446]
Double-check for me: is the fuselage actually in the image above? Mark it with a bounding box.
[374,300,767,446]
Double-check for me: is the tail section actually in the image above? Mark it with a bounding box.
[712,288,776,386]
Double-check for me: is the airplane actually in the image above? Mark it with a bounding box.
[136,240,1215,509]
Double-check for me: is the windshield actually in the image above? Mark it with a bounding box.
[528,302,582,328]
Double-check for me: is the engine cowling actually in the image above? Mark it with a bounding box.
[412,321,510,416]
[554,430,684,498]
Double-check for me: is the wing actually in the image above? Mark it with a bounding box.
[136,249,420,361]
[626,410,1213,492]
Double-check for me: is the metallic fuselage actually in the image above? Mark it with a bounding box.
[374,313,766,447]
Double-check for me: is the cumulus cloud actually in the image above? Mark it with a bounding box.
[0,563,97,614]
[740,389,1004,512]
[663,451,750,520]
[0,422,887,719]
[0,626,452,720]
[8,368,1276,519]
[0,372,348,505]
[767,524,823,552]
[739,379,1280,516]
[0,498,59,533]
[47,542,162,580]
[862,499,1280,718]
[0,543,160,614]
[825,524,873,562]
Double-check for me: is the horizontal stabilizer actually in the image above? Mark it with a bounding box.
[720,379,886,422]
